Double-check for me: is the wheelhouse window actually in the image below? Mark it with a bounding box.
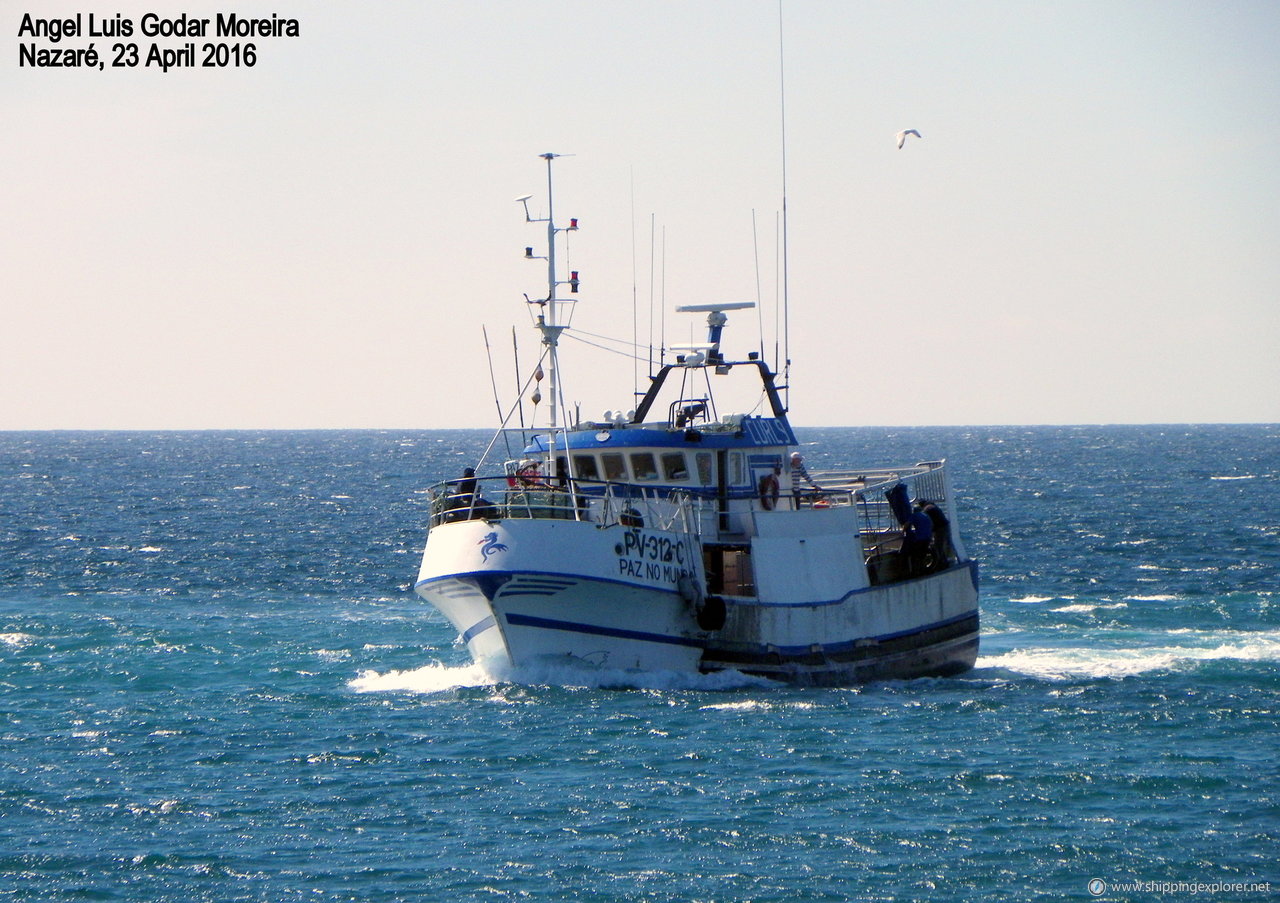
[661,452,689,481]
[572,454,599,481]
[696,452,713,486]
[601,453,627,481]
[630,452,659,481]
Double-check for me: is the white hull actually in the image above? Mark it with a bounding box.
[415,519,706,673]
[416,516,978,684]
[703,563,980,684]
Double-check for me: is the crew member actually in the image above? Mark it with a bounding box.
[901,506,934,576]
[790,452,822,508]
[759,464,782,510]
[920,500,954,567]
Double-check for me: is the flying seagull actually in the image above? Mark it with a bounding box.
[896,129,922,149]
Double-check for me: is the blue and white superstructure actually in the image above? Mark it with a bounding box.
[414,155,979,685]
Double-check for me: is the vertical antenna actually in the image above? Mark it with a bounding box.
[544,153,557,309]
[630,168,639,398]
[660,225,668,368]
[647,213,655,378]
[482,325,503,422]
[512,326,525,429]
[778,0,791,410]
[752,209,766,361]
[775,212,782,375]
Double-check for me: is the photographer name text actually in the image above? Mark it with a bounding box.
[17,12,300,71]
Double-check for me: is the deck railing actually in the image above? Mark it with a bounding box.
[427,461,961,566]
[427,475,703,535]
[802,462,961,569]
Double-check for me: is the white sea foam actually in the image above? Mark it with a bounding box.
[349,661,497,694]
[701,699,769,712]
[1210,474,1256,481]
[126,799,180,816]
[700,698,818,712]
[0,632,34,648]
[978,629,1280,681]
[1012,595,1054,604]
[1050,602,1128,613]
[349,659,774,694]
[570,666,774,692]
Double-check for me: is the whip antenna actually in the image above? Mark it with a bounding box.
[752,209,766,363]
[778,0,791,411]
[646,214,656,378]
[512,326,526,429]
[631,168,639,399]
[482,326,503,423]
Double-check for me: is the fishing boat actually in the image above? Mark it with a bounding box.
[414,154,979,685]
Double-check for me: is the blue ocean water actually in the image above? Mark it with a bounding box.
[1,425,1276,902]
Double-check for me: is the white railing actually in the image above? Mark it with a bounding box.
[428,461,960,565]
[428,475,704,537]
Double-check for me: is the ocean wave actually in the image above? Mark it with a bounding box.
[1050,602,1129,613]
[349,659,775,694]
[699,698,819,712]
[349,661,498,694]
[977,629,1280,681]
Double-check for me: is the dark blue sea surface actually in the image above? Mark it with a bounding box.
[1,426,1276,902]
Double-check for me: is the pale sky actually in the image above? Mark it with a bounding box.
[4,0,1278,429]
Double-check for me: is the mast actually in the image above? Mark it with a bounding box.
[541,153,563,432]
[519,153,578,449]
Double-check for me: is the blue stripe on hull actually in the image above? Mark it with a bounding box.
[749,610,978,657]
[502,609,977,663]
[503,612,704,649]
[421,570,980,685]
[701,614,980,685]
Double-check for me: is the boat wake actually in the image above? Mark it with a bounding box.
[974,628,1280,681]
[349,659,777,695]
[349,661,498,694]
